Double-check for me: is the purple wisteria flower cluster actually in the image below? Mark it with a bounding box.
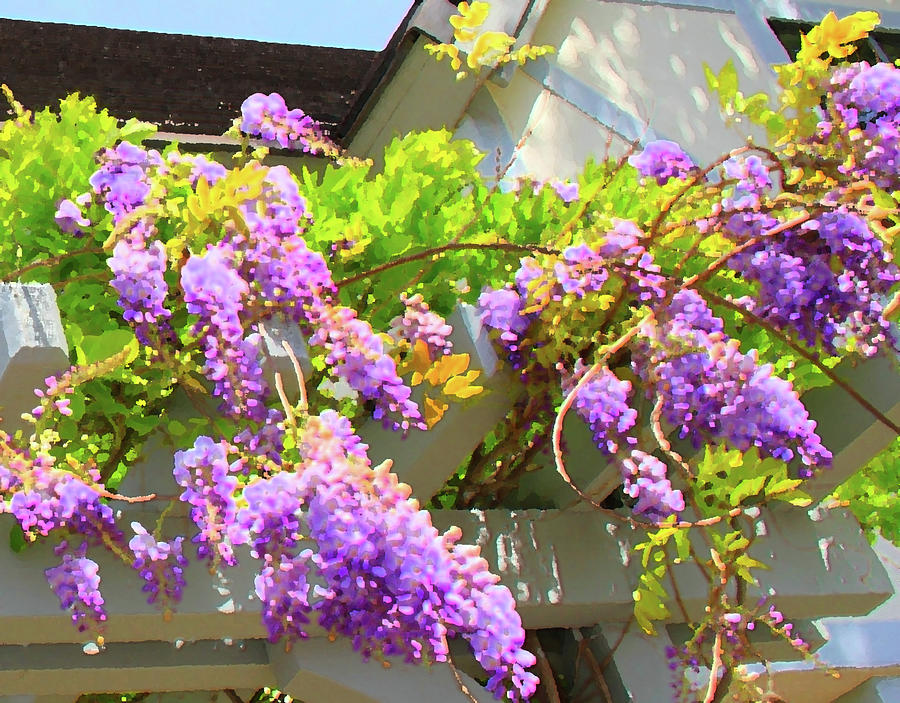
[720,155,773,211]
[635,291,831,473]
[726,209,900,356]
[239,92,329,154]
[478,219,664,358]
[45,549,107,633]
[628,139,697,185]
[129,522,188,605]
[108,237,172,345]
[19,62,898,699]
[560,362,684,519]
[79,144,423,436]
[173,412,538,701]
[820,61,900,190]
[172,436,241,565]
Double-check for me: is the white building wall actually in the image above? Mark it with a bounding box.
[423,0,900,181]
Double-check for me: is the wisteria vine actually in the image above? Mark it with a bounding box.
[0,11,897,703]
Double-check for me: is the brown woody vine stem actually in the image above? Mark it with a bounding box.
[1,245,105,282]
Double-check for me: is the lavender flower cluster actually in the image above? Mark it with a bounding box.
[478,219,664,359]
[628,140,696,185]
[171,413,538,701]
[108,237,172,345]
[820,61,900,190]
[726,209,900,356]
[636,291,831,472]
[239,92,329,154]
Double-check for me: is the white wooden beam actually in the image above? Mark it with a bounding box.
[799,354,900,501]
[267,637,495,703]
[836,678,900,703]
[0,501,888,651]
[430,505,893,628]
[0,640,271,696]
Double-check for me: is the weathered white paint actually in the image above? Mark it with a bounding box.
[0,639,270,697]
[800,354,900,501]
[836,677,900,703]
[735,538,900,702]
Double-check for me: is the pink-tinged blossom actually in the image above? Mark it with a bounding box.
[389,293,453,357]
[721,154,773,210]
[129,521,188,605]
[228,412,538,700]
[310,305,423,431]
[88,142,162,223]
[551,180,579,203]
[621,451,685,519]
[173,436,241,565]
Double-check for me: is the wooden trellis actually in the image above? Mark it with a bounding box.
[0,283,897,703]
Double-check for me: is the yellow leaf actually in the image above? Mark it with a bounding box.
[452,383,483,399]
[797,11,880,64]
[195,172,211,210]
[425,353,470,386]
[467,31,516,69]
[399,340,432,386]
[449,1,490,43]
[423,394,449,428]
[443,370,483,398]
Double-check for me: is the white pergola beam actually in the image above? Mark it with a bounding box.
[0,503,887,650]
[800,353,900,500]
[430,505,892,627]
[0,640,271,696]
[836,678,900,703]
[268,638,495,703]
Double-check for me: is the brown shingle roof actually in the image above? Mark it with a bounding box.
[0,18,378,136]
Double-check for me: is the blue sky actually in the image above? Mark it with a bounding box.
[1,0,417,49]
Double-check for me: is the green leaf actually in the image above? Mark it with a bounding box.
[76,329,135,365]
[718,61,739,107]
[703,63,718,92]
[8,524,26,553]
